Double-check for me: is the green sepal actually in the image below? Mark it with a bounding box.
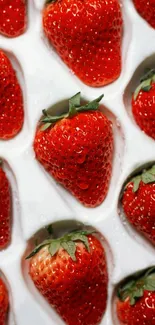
[61,241,76,261]
[49,240,60,256]
[40,93,104,131]
[117,266,155,306]
[71,233,90,252]
[26,229,94,261]
[45,0,55,4]
[69,92,81,116]
[127,165,155,193]
[134,69,155,100]
[26,239,52,259]
[131,175,141,192]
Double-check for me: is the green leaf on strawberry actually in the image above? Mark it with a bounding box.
[126,165,155,193]
[117,266,155,306]
[40,92,104,131]
[49,240,61,256]
[134,69,155,100]
[61,241,76,261]
[26,229,94,261]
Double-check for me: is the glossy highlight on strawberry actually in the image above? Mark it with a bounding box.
[133,0,155,29]
[43,0,123,87]
[122,165,155,245]
[117,266,155,324]
[0,0,27,38]
[0,50,24,139]
[0,162,11,249]
[27,230,108,325]
[0,278,9,325]
[34,93,113,207]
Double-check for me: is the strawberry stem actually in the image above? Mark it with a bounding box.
[40,92,104,131]
[117,266,155,305]
[26,229,95,261]
[125,164,155,193]
[134,69,155,100]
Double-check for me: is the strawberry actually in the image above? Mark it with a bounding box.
[0,278,9,325]
[0,50,24,139]
[0,0,27,38]
[122,165,155,245]
[43,0,123,87]
[0,161,11,249]
[34,93,113,207]
[133,0,155,29]
[116,266,155,325]
[132,69,155,140]
[27,230,108,325]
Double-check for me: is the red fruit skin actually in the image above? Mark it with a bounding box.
[29,235,108,325]
[133,0,155,29]
[117,291,155,325]
[0,0,27,38]
[34,110,113,207]
[0,50,24,139]
[122,181,155,245]
[43,0,123,87]
[132,83,155,140]
[0,166,11,249]
[0,278,9,325]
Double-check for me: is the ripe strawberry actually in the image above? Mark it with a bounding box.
[34,93,113,207]
[27,230,108,325]
[43,0,123,87]
[0,0,27,38]
[116,266,155,325]
[122,165,155,245]
[133,0,155,29]
[0,278,9,325]
[0,161,11,249]
[132,69,155,140]
[0,50,24,139]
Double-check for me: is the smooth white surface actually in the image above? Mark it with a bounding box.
[0,0,154,324]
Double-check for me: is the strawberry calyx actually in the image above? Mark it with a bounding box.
[26,229,94,261]
[134,69,155,101]
[45,0,55,4]
[127,165,155,193]
[40,92,104,131]
[117,266,155,306]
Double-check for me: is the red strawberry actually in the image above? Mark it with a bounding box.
[0,278,9,325]
[132,69,155,140]
[43,0,123,87]
[34,93,113,207]
[122,165,155,245]
[27,230,108,325]
[0,161,11,249]
[0,0,27,38]
[0,50,24,139]
[116,266,155,325]
[133,0,155,29]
